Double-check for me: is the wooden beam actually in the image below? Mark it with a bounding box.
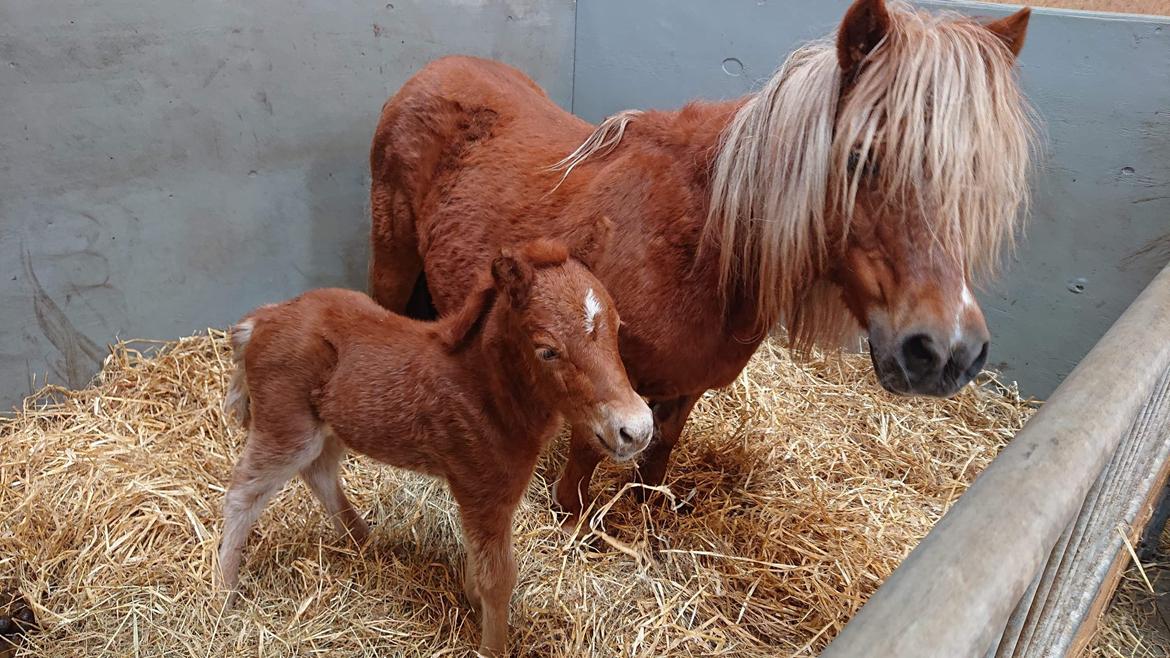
[820,265,1170,658]
[995,367,1170,657]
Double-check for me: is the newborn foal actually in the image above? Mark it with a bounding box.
[217,240,653,655]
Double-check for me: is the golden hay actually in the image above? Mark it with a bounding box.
[1,331,1034,657]
[1084,527,1170,658]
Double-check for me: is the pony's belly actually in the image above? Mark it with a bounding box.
[620,329,761,400]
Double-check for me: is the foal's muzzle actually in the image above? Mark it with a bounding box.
[591,399,654,462]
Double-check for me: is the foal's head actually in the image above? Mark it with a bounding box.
[488,240,653,461]
[708,0,1035,397]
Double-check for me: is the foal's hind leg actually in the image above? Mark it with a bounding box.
[218,426,325,601]
[299,430,370,546]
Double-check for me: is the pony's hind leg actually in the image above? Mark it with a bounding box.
[299,429,370,546]
[218,425,326,602]
[554,425,605,530]
[369,185,423,313]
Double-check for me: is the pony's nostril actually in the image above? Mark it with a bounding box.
[967,341,990,376]
[900,333,940,374]
[619,427,634,445]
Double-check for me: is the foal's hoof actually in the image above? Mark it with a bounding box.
[0,589,36,658]
[222,589,241,610]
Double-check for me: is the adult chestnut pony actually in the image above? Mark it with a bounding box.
[368,0,1035,523]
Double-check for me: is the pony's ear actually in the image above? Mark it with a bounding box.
[985,8,1031,58]
[573,215,614,268]
[491,249,534,308]
[837,0,891,72]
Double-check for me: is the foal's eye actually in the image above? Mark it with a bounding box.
[536,347,559,361]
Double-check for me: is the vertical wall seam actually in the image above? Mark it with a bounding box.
[570,0,579,113]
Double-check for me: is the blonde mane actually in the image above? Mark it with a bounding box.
[554,3,1037,349]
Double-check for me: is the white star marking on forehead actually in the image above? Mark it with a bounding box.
[953,283,975,345]
[584,288,602,334]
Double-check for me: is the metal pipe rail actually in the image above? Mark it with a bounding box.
[822,264,1170,657]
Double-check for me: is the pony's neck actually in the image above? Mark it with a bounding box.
[644,100,749,190]
[650,98,799,333]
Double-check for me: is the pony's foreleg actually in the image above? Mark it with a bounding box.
[554,425,605,530]
[632,394,702,500]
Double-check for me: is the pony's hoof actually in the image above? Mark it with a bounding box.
[0,588,36,658]
[558,512,588,539]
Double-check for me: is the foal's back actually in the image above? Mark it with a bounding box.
[243,288,473,474]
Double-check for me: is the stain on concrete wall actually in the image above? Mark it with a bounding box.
[0,0,575,410]
[572,0,1170,397]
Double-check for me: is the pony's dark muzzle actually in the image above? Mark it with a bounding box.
[870,328,990,398]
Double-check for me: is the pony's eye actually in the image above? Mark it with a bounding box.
[848,150,879,177]
[536,347,559,361]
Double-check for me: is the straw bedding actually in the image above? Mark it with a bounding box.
[1085,527,1170,658]
[1,330,1034,657]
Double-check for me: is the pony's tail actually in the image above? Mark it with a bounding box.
[224,318,255,427]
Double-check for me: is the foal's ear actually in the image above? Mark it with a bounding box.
[572,215,614,268]
[985,8,1031,58]
[491,249,535,308]
[837,0,891,72]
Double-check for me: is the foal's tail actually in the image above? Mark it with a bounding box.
[225,317,256,427]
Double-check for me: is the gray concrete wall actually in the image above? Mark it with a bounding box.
[3,0,1167,408]
[0,0,574,409]
[573,0,1170,397]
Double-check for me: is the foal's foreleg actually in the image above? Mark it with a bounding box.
[300,430,369,546]
[456,500,518,657]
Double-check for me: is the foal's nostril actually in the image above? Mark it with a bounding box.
[619,427,634,445]
[900,333,941,374]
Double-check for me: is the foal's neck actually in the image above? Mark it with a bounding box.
[459,314,555,446]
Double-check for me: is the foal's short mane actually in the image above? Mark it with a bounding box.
[551,3,1037,349]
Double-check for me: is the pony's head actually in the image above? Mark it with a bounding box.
[707,0,1035,397]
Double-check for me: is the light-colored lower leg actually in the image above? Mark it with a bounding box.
[463,549,482,613]
[474,540,517,657]
[458,509,517,657]
[300,432,370,545]
[218,465,292,599]
[218,427,324,602]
